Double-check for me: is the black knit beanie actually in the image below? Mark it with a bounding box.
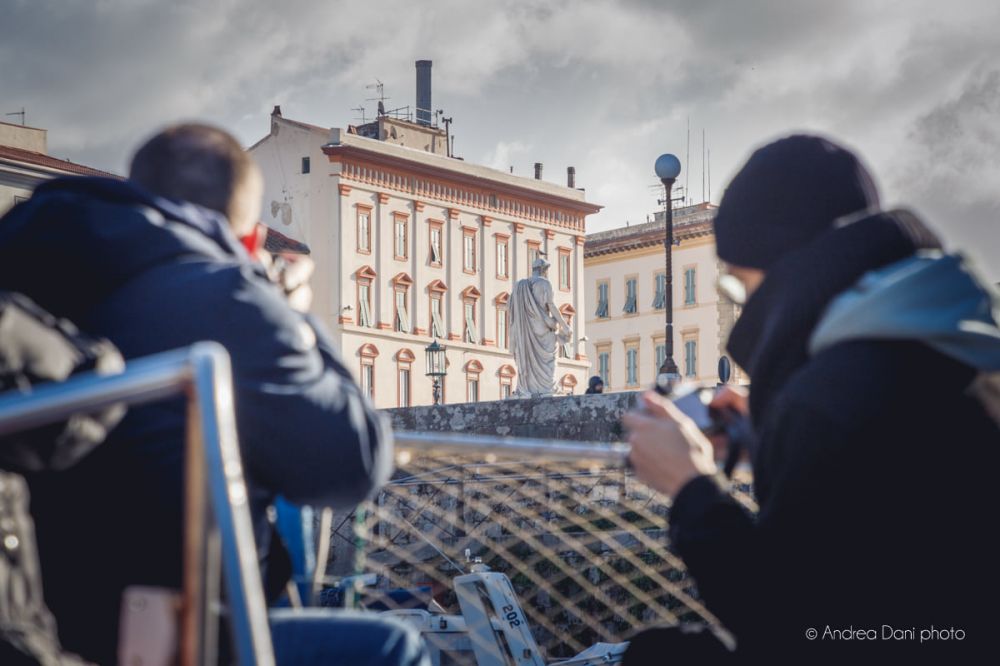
[713,135,880,269]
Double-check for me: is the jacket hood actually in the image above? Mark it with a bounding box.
[0,176,256,322]
[810,252,1000,371]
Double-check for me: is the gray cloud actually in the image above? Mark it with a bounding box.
[1,0,997,277]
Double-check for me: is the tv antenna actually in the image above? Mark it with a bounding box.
[5,108,25,125]
[366,79,389,116]
[351,106,368,124]
[436,109,453,157]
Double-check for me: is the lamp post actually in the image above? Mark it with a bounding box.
[655,153,682,389]
[424,339,447,405]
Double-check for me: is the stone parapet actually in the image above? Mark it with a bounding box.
[384,391,641,443]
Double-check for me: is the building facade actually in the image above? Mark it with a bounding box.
[250,108,600,408]
[583,203,743,391]
[0,120,117,215]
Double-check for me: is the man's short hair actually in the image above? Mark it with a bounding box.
[129,123,260,234]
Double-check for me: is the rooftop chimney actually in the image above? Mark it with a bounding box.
[415,60,432,126]
[567,166,576,188]
[271,105,282,117]
[534,162,543,180]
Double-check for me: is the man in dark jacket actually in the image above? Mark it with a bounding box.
[623,135,1000,662]
[0,125,425,664]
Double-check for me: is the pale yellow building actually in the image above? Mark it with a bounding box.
[249,104,600,408]
[583,203,742,391]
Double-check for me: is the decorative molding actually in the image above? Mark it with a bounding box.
[498,364,517,378]
[494,291,510,305]
[545,229,556,240]
[559,303,577,316]
[338,184,352,196]
[338,315,354,324]
[427,279,448,293]
[355,265,377,280]
[359,343,379,358]
[414,327,427,336]
[414,201,426,212]
[396,348,416,363]
[575,353,587,361]
[447,333,460,341]
[561,373,579,387]
[378,193,391,204]
[575,235,586,246]
[391,272,414,287]
[514,223,526,233]
[481,215,492,227]
[377,323,391,331]
[448,208,460,220]
[460,285,482,300]
[461,224,479,234]
[483,339,496,347]
[464,359,484,373]
[326,146,600,233]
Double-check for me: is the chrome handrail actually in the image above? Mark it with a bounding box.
[393,431,631,467]
[0,342,274,665]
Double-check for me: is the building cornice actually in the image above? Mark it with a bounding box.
[324,143,599,232]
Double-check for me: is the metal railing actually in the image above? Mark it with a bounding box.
[0,342,274,665]
[324,431,756,664]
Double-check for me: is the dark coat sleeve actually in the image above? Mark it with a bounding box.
[667,400,852,645]
[212,272,393,508]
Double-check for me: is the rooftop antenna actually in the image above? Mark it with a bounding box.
[5,107,25,125]
[707,146,712,203]
[365,79,389,116]
[685,117,691,205]
[351,106,368,124]
[701,128,706,204]
[436,109,453,157]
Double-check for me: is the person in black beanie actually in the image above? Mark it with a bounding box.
[623,134,1000,663]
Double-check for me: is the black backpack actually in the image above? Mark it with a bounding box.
[1,291,124,665]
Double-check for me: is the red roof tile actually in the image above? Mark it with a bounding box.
[264,226,310,255]
[0,145,120,178]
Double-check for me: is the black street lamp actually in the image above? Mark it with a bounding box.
[654,153,682,389]
[424,339,447,405]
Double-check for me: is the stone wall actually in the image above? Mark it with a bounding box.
[384,390,642,442]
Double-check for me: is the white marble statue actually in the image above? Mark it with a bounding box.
[509,257,572,397]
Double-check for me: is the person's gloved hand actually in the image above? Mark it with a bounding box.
[624,390,718,498]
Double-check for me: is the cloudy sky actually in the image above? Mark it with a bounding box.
[3,0,998,277]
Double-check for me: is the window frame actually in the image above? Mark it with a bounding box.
[356,265,377,329]
[463,227,477,274]
[623,276,638,315]
[526,240,541,272]
[465,360,483,403]
[396,348,414,408]
[359,343,379,400]
[495,292,510,350]
[393,213,409,261]
[356,205,372,255]
[684,335,698,377]
[652,272,666,310]
[428,220,444,267]
[557,247,571,292]
[684,266,697,306]
[625,341,639,387]
[495,234,510,280]
[595,280,610,319]
[596,344,611,387]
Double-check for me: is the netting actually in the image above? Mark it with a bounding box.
[320,444,755,663]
